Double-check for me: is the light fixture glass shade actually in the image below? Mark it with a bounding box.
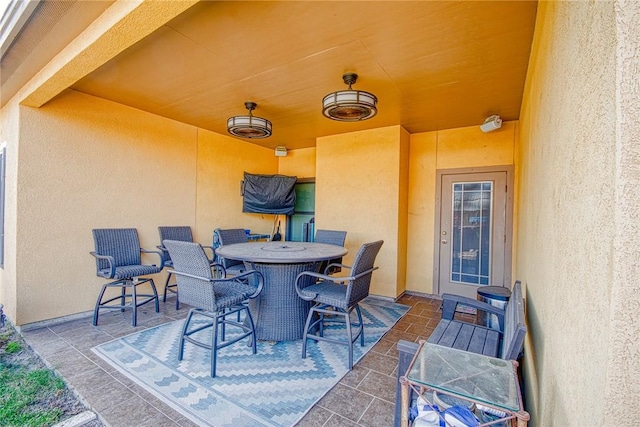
[322,73,378,121]
[227,102,272,139]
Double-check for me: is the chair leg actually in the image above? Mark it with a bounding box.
[93,283,109,326]
[244,306,257,354]
[301,306,315,360]
[355,304,365,347]
[178,310,195,361]
[149,279,159,313]
[163,273,171,303]
[318,311,325,337]
[120,285,127,312]
[344,310,353,369]
[211,312,220,378]
[130,280,138,327]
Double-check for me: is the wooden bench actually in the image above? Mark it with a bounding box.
[393,281,527,426]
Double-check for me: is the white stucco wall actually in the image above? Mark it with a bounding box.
[518,1,639,425]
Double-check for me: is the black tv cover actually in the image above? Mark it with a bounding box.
[242,172,297,215]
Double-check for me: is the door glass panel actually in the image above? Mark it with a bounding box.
[450,181,493,285]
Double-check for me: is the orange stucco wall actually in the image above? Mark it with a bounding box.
[315,125,408,298]
[195,130,278,241]
[6,90,275,325]
[407,122,517,294]
[1,87,516,324]
[278,147,316,179]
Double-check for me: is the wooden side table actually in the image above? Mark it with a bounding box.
[400,341,529,426]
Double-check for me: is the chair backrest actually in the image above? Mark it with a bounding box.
[314,229,347,246]
[501,280,527,360]
[214,228,248,269]
[92,228,142,270]
[314,229,347,274]
[345,240,384,306]
[158,226,194,263]
[163,240,217,311]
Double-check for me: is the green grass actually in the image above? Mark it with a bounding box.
[0,338,66,427]
[5,341,21,354]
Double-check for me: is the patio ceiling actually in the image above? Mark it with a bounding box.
[3,1,538,150]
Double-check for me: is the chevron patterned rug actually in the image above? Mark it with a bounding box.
[92,297,409,427]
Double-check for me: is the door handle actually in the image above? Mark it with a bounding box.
[441,239,447,244]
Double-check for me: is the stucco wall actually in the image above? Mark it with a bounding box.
[315,125,408,298]
[14,90,198,324]
[516,1,637,425]
[605,1,640,423]
[0,99,20,321]
[406,122,517,294]
[278,147,316,179]
[195,130,277,243]
[10,90,276,325]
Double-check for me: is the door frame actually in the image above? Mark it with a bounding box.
[432,165,515,295]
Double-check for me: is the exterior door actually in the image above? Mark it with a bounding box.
[435,169,512,298]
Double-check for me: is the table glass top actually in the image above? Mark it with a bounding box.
[407,342,520,412]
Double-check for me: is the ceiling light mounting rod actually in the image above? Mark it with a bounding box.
[343,72,357,89]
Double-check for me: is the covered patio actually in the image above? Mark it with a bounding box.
[1,1,639,426]
[19,293,444,426]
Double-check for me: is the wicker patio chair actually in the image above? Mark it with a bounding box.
[295,240,383,369]
[157,226,223,309]
[90,228,163,327]
[214,228,249,276]
[163,239,264,378]
[314,229,347,274]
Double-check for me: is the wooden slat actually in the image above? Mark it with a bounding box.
[427,319,449,344]
[468,327,489,355]
[483,330,501,356]
[438,320,462,348]
[453,323,475,351]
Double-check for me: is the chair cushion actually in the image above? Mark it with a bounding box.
[213,281,257,310]
[299,281,349,309]
[98,264,162,280]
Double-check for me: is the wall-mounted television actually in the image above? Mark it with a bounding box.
[242,172,297,215]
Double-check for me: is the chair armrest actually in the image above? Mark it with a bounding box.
[295,271,320,300]
[169,269,264,299]
[295,266,379,300]
[323,262,348,275]
[140,247,164,269]
[90,251,116,279]
[441,293,505,330]
[223,269,264,299]
[200,245,216,264]
[201,245,216,261]
[210,262,226,278]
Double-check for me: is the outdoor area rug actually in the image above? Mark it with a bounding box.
[92,296,409,427]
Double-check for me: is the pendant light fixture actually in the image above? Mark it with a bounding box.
[322,73,378,121]
[227,102,272,139]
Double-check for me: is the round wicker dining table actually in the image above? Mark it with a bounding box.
[215,241,348,341]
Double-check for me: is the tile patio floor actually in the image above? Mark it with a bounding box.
[20,293,470,427]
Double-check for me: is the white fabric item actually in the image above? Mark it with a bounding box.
[413,396,442,427]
